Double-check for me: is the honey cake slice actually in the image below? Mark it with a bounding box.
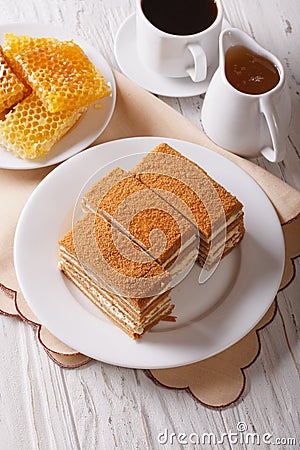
[131,143,245,268]
[82,167,199,277]
[4,34,111,113]
[58,213,173,338]
[0,46,27,114]
[0,92,86,159]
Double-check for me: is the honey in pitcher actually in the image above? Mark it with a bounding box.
[225,45,280,95]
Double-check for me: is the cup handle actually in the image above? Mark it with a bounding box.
[186,43,207,83]
[259,96,286,163]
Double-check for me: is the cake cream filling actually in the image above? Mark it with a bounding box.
[198,229,243,265]
[60,242,197,306]
[164,248,199,276]
[164,223,243,269]
[199,225,243,260]
[161,234,198,265]
[201,211,243,242]
[60,240,170,300]
[60,219,241,308]
[59,246,169,315]
[60,258,170,321]
[202,230,242,261]
[60,247,124,298]
[60,260,171,334]
[60,255,170,318]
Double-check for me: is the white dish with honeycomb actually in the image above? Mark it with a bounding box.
[0,23,116,170]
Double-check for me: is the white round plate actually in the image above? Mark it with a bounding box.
[14,137,284,369]
[0,23,116,170]
[114,14,229,97]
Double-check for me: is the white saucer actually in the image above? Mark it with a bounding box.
[114,13,229,97]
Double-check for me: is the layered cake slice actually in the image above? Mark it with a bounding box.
[58,212,173,338]
[130,143,245,269]
[82,167,199,277]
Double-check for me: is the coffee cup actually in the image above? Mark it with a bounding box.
[136,0,223,82]
[202,28,291,162]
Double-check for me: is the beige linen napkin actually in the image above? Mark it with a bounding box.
[0,70,299,407]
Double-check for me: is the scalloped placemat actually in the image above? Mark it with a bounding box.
[1,70,299,408]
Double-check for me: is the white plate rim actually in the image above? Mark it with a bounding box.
[14,136,285,369]
[0,22,116,170]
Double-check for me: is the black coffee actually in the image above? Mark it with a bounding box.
[141,0,218,36]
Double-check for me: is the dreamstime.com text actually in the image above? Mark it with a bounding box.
[157,422,298,446]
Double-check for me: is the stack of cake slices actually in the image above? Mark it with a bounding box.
[58,143,245,339]
[59,213,173,339]
[0,34,110,159]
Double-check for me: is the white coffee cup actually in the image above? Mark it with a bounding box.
[202,28,291,162]
[135,0,223,82]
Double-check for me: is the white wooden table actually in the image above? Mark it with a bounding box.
[1,1,299,449]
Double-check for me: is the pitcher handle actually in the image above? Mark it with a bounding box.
[259,96,286,163]
[186,43,207,83]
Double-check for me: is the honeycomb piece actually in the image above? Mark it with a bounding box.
[0,45,27,114]
[4,34,111,113]
[4,33,59,56]
[4,34,58,89]
[0,109,9,121]
[0,92,86,159]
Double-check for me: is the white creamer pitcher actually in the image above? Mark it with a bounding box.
[202,28,291,162]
